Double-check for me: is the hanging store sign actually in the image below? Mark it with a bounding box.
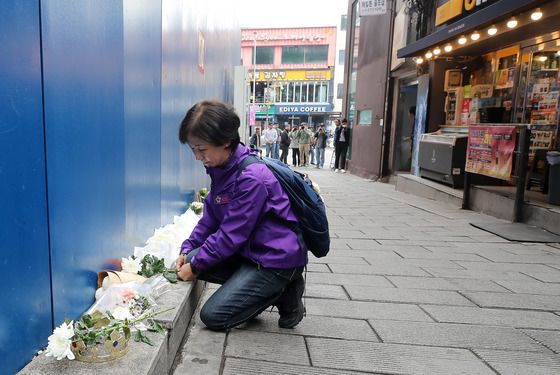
[360,0,387,16]
[276,104,332,115]
[465,125,517,180]
[247,69,331,82]
[436,0,498,27]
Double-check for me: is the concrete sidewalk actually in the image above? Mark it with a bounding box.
[171,165,560,374]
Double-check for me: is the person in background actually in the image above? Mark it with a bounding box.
[314,126,327,169]
[334,118,350,173]
[280,125,291,164]
[289,126,300,167]
[176,100,307,331]
[297,123,312,167]
[249,127,262,156]
[273,123,282,160]
[263,123,278,159]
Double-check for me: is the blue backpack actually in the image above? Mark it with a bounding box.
[238,155,330,258]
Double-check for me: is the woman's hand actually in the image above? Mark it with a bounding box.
[178,263,196,281]
[176,254,187,271]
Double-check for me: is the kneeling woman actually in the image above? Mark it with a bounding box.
[175,100,307,330]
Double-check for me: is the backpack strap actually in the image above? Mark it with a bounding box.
[236,154,308,253]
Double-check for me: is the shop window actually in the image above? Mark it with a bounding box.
[282,45,328,64]
[282,46,305,64]
[337,83,344,99]
[306,45,328,64]
[294,83,301,102]
[254,47,274,65]
[301,83,308,102]
[341,15,347,31]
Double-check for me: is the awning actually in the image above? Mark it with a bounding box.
[397,0,556,59]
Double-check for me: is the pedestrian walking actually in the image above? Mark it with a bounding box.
[289,127,300,167]
[280,125,291,164]
[263,123,277,159]
[314,126,327,168]
[297,123,312,167]
[273,123,281,160]
[176,99,307,330]
[249,127,262,156]
[334,118,350,173]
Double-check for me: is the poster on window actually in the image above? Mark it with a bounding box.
[360,0,387,16]
[465,126,517,180]
[411,74,429,176]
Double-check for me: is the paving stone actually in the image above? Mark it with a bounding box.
[521,329,560,353]
[462,291,560,311]
[306,272,393,287]
[388,276,508,292]
[306,337,495,375]
[473,349,560,375]
[327,238,352,249]
[422,305,560,330]
[309,255,370,265]
[455,261,559,273]
[471,253,560,264]
[422,267,536,281]
[523,271,560,282]
[393,249,487,261]
[329,263,430,276]
[225,330,309,365]
[368,258,464,269]
[305,298,432,321]
[344,239,384,250]
[306,263,331,273]
[333,230,370,239]
[306,283,349,300]
[345,286,475,306]
[495,280,560,295]
[369,319,549,352]
[223,358,370,375]
[239,313,379,342]
[324,249,403,259]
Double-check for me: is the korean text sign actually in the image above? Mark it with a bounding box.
[465,126,517,180]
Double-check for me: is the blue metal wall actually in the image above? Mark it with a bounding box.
[0,0,239,372]
[0,2,53,372]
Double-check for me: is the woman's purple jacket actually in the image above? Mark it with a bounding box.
[180,144,308,271]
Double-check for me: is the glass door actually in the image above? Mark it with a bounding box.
[517,40,560,154]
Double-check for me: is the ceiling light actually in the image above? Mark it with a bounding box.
[458,36,467,45]
[531,9,543,21]
[538,56,548,62]
[507,18,518,29]
[487,25,498,36]
[471,31,480,41]
[425,51,433,59]
[556,51,560,56]
[444,44,453,53]
[433,47,441,55]
[415,57,424,64]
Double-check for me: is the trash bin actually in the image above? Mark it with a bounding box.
[547,151,560,205]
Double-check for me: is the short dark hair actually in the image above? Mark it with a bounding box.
[341,118,348,124]
[178,100,240,150]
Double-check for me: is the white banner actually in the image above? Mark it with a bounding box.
[360,0,387,16]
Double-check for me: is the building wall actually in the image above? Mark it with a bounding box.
[241,27,337,69]
[0,1,239,373]
[344,0,395,178]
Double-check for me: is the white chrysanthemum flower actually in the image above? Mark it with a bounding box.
[112,306,134,321]
[190,202,204,215]
[121,256,142,274]
[45,321,75,360]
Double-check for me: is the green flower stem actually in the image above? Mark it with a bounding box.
[74,307,174,343]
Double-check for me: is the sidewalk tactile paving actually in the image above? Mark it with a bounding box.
[225,330,310,365]
[473,349,560,375]
[223,358,370,375]
[369,319,550,352]
[307,337,495,374]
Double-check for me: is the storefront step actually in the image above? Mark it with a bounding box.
[395,174,560,236]
[18,280,205,375]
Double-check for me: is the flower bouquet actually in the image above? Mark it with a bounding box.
[45,307,171,363]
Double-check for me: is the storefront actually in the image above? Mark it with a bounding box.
[397,0,560,203]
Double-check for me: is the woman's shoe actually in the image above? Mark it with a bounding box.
[276,275,305,329]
